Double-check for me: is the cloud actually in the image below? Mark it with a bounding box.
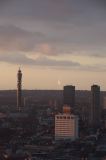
[0,23,106,58]
[0,0,106,58]
[0,25,45,52]
[0,53,106,72]
[93,0,106,7]
[0,53,80,68]
[0,0,105,24]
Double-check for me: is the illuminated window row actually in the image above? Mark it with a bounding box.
[56,116,73,119]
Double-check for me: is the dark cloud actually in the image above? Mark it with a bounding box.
[0,0,105,22]
[0,0,106,58]
[0,53,105,72]
[0,53,80,67]
[0,0,73,22]
[93,0,106,7]
[0,23,106,58]
[34,56,80,67]
[0,25,45,52]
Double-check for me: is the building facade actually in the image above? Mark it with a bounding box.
[90,84,101,127]
[17,68,22,111]
[103,97,106,110]
[63,85,75,108]
[55,113,78,140]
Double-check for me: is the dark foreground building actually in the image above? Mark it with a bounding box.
[63,85,75,108]
[90,84,101,127]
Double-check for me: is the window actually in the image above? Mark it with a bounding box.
[67,116,70,119]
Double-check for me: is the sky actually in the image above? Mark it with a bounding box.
[0,0,106,90]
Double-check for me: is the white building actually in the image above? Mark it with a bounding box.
[55,113,78,141]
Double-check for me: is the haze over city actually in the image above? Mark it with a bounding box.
[0,0,106,90]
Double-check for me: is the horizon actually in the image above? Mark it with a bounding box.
[0,88,106,92]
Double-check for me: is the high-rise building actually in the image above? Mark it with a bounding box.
[55,106,78,140]
[90,84,101,127]
[63,85,75,108]
[103,97,106,109]
[17,68,22,111]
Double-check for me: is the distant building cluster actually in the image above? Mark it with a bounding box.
[63,84,101,128]
[0,69,106,159]
[16,69,103,141]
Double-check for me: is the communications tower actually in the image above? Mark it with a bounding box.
[17,68,22,111]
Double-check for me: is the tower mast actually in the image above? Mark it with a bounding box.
[17,68,22,111]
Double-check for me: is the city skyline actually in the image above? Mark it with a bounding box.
[0,0,106,90]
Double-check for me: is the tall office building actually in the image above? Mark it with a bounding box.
[90,84,101,127]
[63,85,75,108]
[103,97,106,109]
[55,106,78,140]
[17,68,22,111]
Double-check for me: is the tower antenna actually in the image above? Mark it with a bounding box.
[17,68,22,111]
